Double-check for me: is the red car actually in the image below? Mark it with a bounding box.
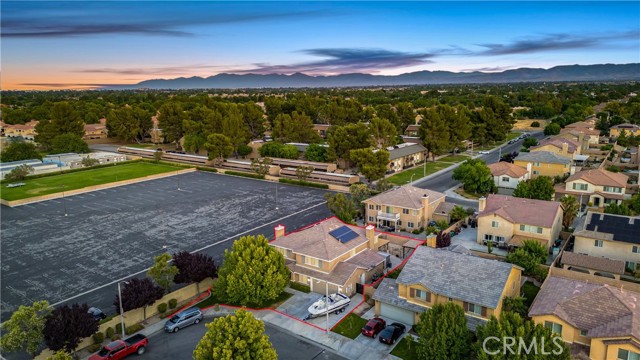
[361,317,386,337]
[89,334,148,360]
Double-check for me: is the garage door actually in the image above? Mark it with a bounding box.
[379,302,415,325]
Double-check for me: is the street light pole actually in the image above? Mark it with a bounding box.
[410,173,416,184]
[325,282,329,333]
[61,185,67,217]
[117,281,128,338]
[275,182,279,211]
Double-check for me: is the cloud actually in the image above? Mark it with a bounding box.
[232,48,436,75]
[19,83,129,88]
[73,65,229,76]
[3,24,192,38]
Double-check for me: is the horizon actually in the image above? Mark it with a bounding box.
[3,1,639,90]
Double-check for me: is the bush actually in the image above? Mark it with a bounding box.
[110,334,121,341]
[530,121,540,128]
[289,282,311,293]
[92,332,104,344]
[236,144,253,157]
[605,165,620,173]
[224,170,264,179]
[278,178,329,189]
[115,323,123,335]
[412,229,421,234]
[157,303,168,314]
[168,299,178,309]
[125,324,144,335]
[195,166,218,173]
[600,144,614,151]
[87,343,102,353]
[105,327,114,339]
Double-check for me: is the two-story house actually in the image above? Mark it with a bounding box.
[386,143,428,173]
[372,244,522,328]
[554,168,629,207]
[362,185,446,231]
[488,161,529,189]
[477,194,563,250]
[529,275,640,360]
[270,218,388,296]
[4,120,39,140]
[83,119,108,140]
[530,137,581,159]
[610,123,640,137]
[513,151,572,179]
[573,211,640,273]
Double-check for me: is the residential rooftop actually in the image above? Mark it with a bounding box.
[565,168,628,188]
[574,211,640,245]
[364,185,445,209]
[531,137,579,154]
[514,151,572,164]
[560,252,626,275]
[488,161,528,178]
[386,143,427,160]
[479,194,561,228]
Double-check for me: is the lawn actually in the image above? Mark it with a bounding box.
[390,337,420,359]
[522,281,541,308]
[387,161,450,185]
[127,143,156,148]
[453,187,481,200]
[437,154,470,163]
[1,162,185,201]
[331,313,368,339]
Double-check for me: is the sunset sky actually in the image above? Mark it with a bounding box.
[2,1,639,90]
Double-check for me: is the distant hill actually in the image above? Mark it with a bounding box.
[113,63,640,90]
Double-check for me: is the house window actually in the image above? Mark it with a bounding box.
[544,321,563,335]
[502,177,510,182]
[386,206,393,213]
[484,234,493,241]
[604,186,622,193]
[464,302,486,316]
[533,170,539,175]
[300,255,305,263]
[286,249,293,259]
[536,227,543,234]
[495,236,504,242]
[317,259,323,268]
[572,183,588,191]
[408,222,415,228]
[410,288,431,302]
[534,162,541,167]
[413,210,419,215]
[397,220,402,226]
[519,224,544,234]
[376,205,381,210]
[594,240,603,248]
[617,349,640,360]
[368,216,374,222]
[579,329,588,337]
[491,221,499,228]
[369,204,374,210]
[633,246,639,254]
[626,261,638,272]
[402,208,410,214]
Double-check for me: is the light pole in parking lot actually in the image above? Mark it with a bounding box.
[275,182,279,212]
[60,185,68,217]
[118,281,130,338]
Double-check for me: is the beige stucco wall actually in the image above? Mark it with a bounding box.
[574,234,639,267]
[611,128,640,137]
[531,144,579,157]
[477,207,562,249]
[514,159,570,179]
[363,196,445,230]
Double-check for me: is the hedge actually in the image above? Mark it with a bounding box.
[224,171,265,179]
[278,178,329,189]
[126,323,144,335]
[195,166,218,173]
[168,299,178,309]
[157,303,168,314]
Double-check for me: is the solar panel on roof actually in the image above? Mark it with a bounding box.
[329,225,360,243]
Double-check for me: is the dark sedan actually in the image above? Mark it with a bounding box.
[361,317,386,337]
[378,322,406,345]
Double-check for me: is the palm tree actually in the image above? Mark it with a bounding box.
[560,196,579,230]
[450,205,468,222]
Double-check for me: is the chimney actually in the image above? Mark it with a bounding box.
[425,233,437,248]
[562,142,569,155]
[274,225,286,239]
[478,197,487,212]
[365,225,376,249]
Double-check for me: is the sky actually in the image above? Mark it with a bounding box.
[2,1,639,90]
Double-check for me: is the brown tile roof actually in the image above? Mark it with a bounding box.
[560,252,626,274]
[531,137,580,154]
[508,235,548,247]
[365,185,445,209]
[7,123,37,130]
[566,168,628,188]
[612,123,640,131]
[433,202,456,216]
[560,127,600,137]
[488,162,528,178]
[84,124,107,132]
[529,276,640,340]
[405,124,420,133]
[479,194,561,228]
[344,249,386,269]
[287,262,359,287]
[565,121,594,130]
[270,218,368,261]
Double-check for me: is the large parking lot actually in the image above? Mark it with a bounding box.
[0,171,332,321]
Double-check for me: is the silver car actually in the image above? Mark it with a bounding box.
[164,307,203,333]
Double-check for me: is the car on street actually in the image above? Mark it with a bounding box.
[88,307,107,321]
[379,322,406,345]
[361,317,386,337]
[164,307,203,333]
[478,150,491,154]
[89,334,148,360]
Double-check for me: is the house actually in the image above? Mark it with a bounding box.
[559,252,626,280]
[554,168,629,207]
[610,123,640,137]
[270,218,389,296]
[559,128,600,149]
[530,137,581,159]
[83,119,108,140]
[312,124,332,138]
[43,152,127,169]
[386,143,427,173]
[564,120,596,131]
[529,275,639,360]
[4,120,38,140]
[362,185,446,231]
[573,211,640,274]
[477,194,563,250]
[372,244,522,328]
[513,151,572,178]
[488,162,529,189]
[404,124,420,137]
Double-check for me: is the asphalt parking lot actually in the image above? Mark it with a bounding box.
[0,171,333,321]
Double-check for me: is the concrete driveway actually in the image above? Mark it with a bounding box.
[277,290,364,330]
[356,307,412,353]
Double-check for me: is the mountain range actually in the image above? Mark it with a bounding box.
[113,63,640,90]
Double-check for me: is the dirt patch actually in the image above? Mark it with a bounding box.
[513,119,548,130]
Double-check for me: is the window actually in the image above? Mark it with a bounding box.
[402,208,410,214]
[544,321,563,335]
[318,259,323,268]
[572,183,588,191]
[618,349,640,360]
[369,204,374,210]
[408,222,415,228]
[464,302,486,316]
[386,206,393,213]
[376,205,381,210]
[413,210,419,215]
[604,186,622,193]
[536,227,543,234]
[491,221,499,228]
[368,216,374,222]
[579,329,588,337]
[594,240,603,248]
[410,288,431,302]
[286,249,293,259]
[484,234,493,241]
[300,255,305,264]
[495,236,504,242]
[520,224,544,234]
[533,170,539,175]
[633,246,639,254]
[397,220,402,226]
[502,177,510,182]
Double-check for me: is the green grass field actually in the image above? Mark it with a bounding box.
[437,154,471,163]
[390,337,420,359]
[387,162,450,185]
[331,313,368,339]
[1,162,184,201]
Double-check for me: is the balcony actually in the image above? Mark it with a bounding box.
[377,212,400,221]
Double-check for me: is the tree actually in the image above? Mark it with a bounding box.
[559,196,579,229]
[295,165,313,181]
[35,102,84,150]
[369,117,397,149]
[107,106,152,142]
[43,303,98,353]
[325,192,358,224]
[173,251,217,293]
[113,278,163,320]
[193,309,276,360]
[441,104,471,150]
[259,142,298,159]
[220,105,249,150]
[450,205,468,222]
[544,123,561,136]
[349,183,371,218]
[272,112,320,143]
[506,239,547,275]
[475,312,570,360]
[214,235,289,307]
[147,252,179,293]
[604,202,632,215]
[418,108,451,160]
[435,230,451,248]
[251,157,272,176]
[81,156,99,167]
[502,297,528,318]
[523,137,539,149]
[158,102,186,148]
[240,103,266,140]
[204,133,234,164]
[236,144,252,157]
[350,148,390,182]
[0,300,51,356]
[452,159,496,196]
[326,123,372,166]
[513,176,555,200]
[4,164,34,181]
[0,140,41,162]
[304,143,328,162]
[50,133,89,154]
[46,350,73,360]
[416,303,471,360]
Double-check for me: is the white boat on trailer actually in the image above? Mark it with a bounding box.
[304,293,351,320]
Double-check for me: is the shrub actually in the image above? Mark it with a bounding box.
[412,229,421,234]
[278,178,329,189]
[115,323,123,335]
[87,343,102,353]
[224,170,264,179]
[125,324,144,335]
[195,166,218,173]
[110,334,121,341]
[105,327,114,339]
[92,332,105,344]
[168,299,178,309]
[530,121,540,128]
[214,304,220,312]
[157,303,168,314]
[236,144,253,157]
[605,165,620,173]
[289,282,311,293]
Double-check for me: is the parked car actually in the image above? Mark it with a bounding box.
[88,307,107,321]
[89,334,148,360]
[478,150,491,154]
[164,307,203,333]
[361,317,386,337]
[379,322,406,345]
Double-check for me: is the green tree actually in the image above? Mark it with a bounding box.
[349,183,371,218]
[240,103,266,140]
[204,133,234,164]
[220,105,249,150]
[107,106,151,143]
[513,176,555,200]
[325,192,357,224]
[559,196,579,229]
[416,302,471,359]
[304,143,328,162]
[153,150,162,163]
[350,148,390,182]
[369,117,397,149]
[5,164,34,181]
[506,239,547,275]
[35,102,85,150]
[158,102,186,148]
[46,350,73,360]
[452,159,496,196]
[251,157,272,176]
[50,133,89,154]
[0,300,51,356]
[450,205,468,222]
[193,310,277,360]
[326,123,372,166]
[604,202,632,216]
[544,122,561,136]
[147,252,179,293]
[396,102,415,134]
[214,235,289,307]
[0,140,41,162]
[295,165,313,181]
[81,156,99,167]
[418,108,451,160]
[441,104,472,150]
[272,112,320,143]
[502,297,528,318]
[236,144,252,157]
[523,137,539,149]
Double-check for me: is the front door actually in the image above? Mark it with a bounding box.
[594,197,601,206]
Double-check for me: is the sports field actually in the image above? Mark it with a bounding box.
[1,162,184,201]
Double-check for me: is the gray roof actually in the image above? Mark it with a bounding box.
[388,143,427,160]
[514,151,571,165]
[396,246,518,309]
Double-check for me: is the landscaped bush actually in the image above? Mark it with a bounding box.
[289,282,311,293]
[278,178,329,189]
[125,324,144,335]
[530,121,540,127]
[110,334,121,341]
[105,327,114,339]
[195,166,218,173]
[115,323,123,336]
[224,170,265,179]
[157,303,168,314]
[92,332,105,344]
[87,343,102,353]
[168,299,178,309]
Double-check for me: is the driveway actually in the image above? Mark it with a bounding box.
[277,290,364,331]
[355,307,412,353]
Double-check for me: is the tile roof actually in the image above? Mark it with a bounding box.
[396,246,518,309]
[433,202,456,217]
[488,162,528,178]
[387,143,427,160]
[529,276,640,340]
[531,137,580,154]
[365,185,445,209]
[84,124,107,132]
[565,121,595,130]
[287,262,359,287]
[574,211,640,245]
[612,123,640,130]
[344,249,386,269]
[372,278,426,313]
[566,168,628,188]
[514,151,572,165]
[560,252,626,274]
[479,194,562,228]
